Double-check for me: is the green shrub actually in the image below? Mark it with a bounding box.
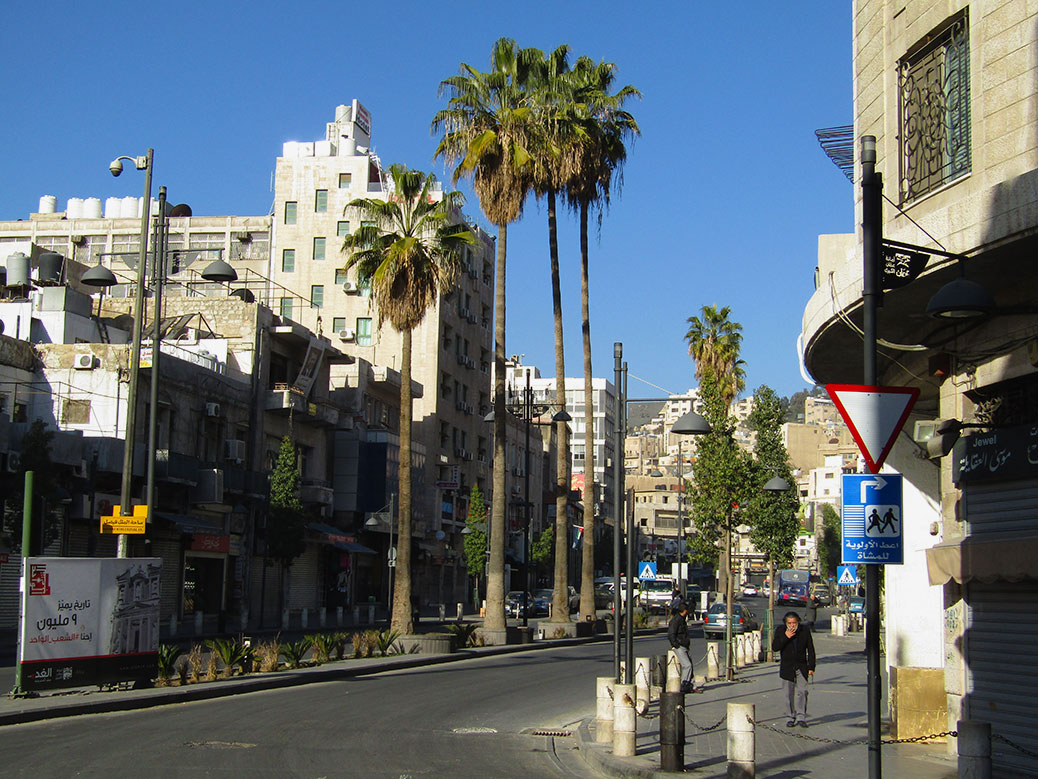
[332,632,350,660]
[308,633,338,664]
[375,629,402,657]
[205,637,253,678]
[156,643,183,685]
[254,640,281,672]
[446,623,480,648]
[187,644,204,683]
[280,637,312,669]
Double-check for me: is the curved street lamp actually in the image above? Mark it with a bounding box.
[670,410,711,598]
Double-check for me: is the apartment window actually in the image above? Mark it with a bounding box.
[898,10,971,202]
[284,201,297,225]
[361,220,376,230]
[282,249,295,272]
[315,189,328,213]
[356,317,373,346]
[358,276,371,298]
[311,285,324,309]
[334,269,348,285]
[332,317,346,333]
[280,297,295,321]
[313,237,326,261]
[337,221,350,237]
[338,172,352,188]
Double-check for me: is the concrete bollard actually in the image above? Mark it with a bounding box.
[169,613,178,636]
[301,608,309,629]
[281,608,290,629]
[613,683,638,757]
[660,691,685,771]
[318,608,327,628]
[727,702,755,778]
[367,604,375,624]
[706,641,721,680]
[457,602,464,621]
[336,606,344,626]
[352,606,360,625]
[194,610,204,634]
[635,656,651,714]
[666,649,682,692]
[751,631,761,663]
[596,677,615,744]
[957,720,991,779]
[439,603,446,622]
[736,634,746,668]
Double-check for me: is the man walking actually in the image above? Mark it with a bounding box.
[772,611,816,727]
[667,601,701,694]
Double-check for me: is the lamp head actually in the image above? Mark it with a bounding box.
[109,159,124,177]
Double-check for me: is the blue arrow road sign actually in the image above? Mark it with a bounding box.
[837,565,858,586]
[638,562,657,581]
[842,473,903,565]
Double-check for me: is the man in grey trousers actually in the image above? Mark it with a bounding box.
[667,601,701,694]
[771,611,816,727]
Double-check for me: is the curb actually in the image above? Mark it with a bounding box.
[2,629,659,727]
[574,718,669,779]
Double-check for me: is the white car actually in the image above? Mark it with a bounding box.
[741,584,759,597]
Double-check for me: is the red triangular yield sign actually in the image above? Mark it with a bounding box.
[826,384,919,473]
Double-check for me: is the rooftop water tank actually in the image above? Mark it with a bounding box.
[38,195,57,214]
[120,196,138,218]
[66,198,84,219]
[104,197,122,218]
[6,252,30,287]
[37,252,62,285]
[83,197,103,219]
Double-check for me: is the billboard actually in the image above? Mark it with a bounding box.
[19,557,161,691]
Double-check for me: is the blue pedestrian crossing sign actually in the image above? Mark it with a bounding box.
[837,565,858,586]
[638,562,657,581]
[842,474,903,565]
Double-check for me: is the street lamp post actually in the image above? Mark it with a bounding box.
[365,494,397,617]
[110,150,153,558]
[671,411,711,599]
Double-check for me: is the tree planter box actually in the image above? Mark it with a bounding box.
[397,633,456,655]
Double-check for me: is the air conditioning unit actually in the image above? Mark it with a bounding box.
[70,234,85,246]
[478,454,488,465]
[73,353,95,370]
[512,467,523,477]
[463,450,473,462]
[205,402,221,418]
[223,439,246,463]
[465,356,475,369]
[342,281,359,293]
[464,404,474,415]
[455,400,466,411]
[459,307,471,319]
[6,452,20,472]
[456,353,467,366]
[338,329,356,342]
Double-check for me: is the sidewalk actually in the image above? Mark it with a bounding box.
[576,631,959,778]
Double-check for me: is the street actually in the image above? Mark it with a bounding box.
[0,634,685,777]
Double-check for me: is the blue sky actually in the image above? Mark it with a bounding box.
[1,1,852,400]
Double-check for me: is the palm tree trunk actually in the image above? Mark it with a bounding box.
[391,328,414,634]
[485,222,508,631]
[579,201,595,619]
[547,188,570,623]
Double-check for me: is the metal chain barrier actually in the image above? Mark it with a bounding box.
[683,710,727,732]
[993,733,1038,759]
[748,716,956,746]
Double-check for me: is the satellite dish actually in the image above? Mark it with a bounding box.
[169,204,193,217]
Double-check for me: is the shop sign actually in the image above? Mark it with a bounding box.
[189,534,230,553]
[18,557,160,691]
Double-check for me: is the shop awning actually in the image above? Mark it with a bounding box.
[926,533,1038,585]
[306,521,355,546]
[156,513,224,534]
[332,541,376,555]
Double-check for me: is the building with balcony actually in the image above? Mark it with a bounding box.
[802,1,1038,766]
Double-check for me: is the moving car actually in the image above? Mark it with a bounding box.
[703,603,759,639]
[531,589,553,617]
[778,583,809,607]
[741,584,759,597]
[810,584,830,606]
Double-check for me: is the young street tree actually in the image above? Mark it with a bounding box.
[341,164,472,636]
[746,384,800,627]
[433,38,541,634]
[463,485,489,604]
[268,435,307,613]
[817,503,842,578]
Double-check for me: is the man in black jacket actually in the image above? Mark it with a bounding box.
[667,602,701,694]
[771,611,816,727]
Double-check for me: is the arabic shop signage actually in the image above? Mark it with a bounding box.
[953,423,1038,484]
[18,557,161,691]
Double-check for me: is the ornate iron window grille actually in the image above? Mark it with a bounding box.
[898,11,971,203]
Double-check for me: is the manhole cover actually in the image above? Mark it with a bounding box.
[184,741,256,749]
[451,727,498,734]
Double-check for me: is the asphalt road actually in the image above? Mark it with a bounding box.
[0,633,699,778]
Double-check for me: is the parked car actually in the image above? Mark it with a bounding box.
[848,596,865,614]
[594,583,615,609]
[531,589,553,617]
[505,591,533,618]
[810,584,830,606]
[741,584,759,597]
[703,603,759,639]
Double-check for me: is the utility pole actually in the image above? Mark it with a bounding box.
[861,134,883,779]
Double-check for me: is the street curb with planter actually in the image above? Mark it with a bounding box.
[0,626,667,728]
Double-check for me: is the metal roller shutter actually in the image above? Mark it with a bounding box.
[966,583,1038,776]
[0,558,21,630]
[964,478,1038,534]
[150,539,183,622]
[286,544,321,612]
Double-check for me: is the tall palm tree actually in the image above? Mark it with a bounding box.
[565,56,640,618]
[433,37,541,633]
[527,45,583,623]
[341,164,473,635]
[684,304,745,406]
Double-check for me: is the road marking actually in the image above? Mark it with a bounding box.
[452,726,498,734]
